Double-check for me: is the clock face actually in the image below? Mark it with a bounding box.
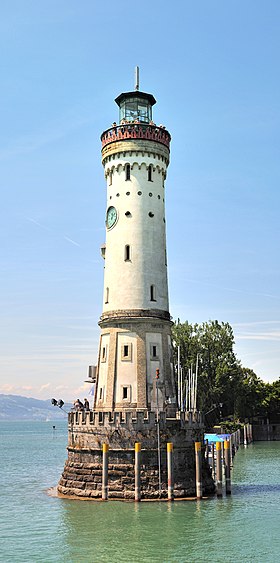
[106,206,118,229]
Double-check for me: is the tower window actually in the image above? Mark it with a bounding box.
[101,345,107,363]
[125,164,131,181]
[121,385,131,400]
[124,245,131,261]
[148,164,153,182]
[109,172,112,186]
[99,387,103,400]
[150,343,159,360]
[121,343,132,361]
[150,285,156,301]
[149,212,154,218]
[105,287,109,303]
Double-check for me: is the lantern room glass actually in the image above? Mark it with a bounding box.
[119,96,152,123]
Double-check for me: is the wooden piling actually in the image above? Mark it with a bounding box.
[224,440,231,495]
[216,442,222,497]
[135,442,141,502]
[167,442,174,501]
[102,443,109,500]
[195,441,202,499]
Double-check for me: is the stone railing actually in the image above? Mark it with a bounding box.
[101,123,171,150]
[68,409,203,428]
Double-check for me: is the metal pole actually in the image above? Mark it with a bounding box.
[195,441,202,499]
[167,442,174,501]
[216,442,222,497]
[156,373,162,497]
[177,346,180,409]
[135,442,141,502]
[224,440,231,495]
[102,443,109,500]
[211,443,215,477]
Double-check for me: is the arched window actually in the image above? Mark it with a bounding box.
[148,164,153,182]
[150,284,156,302]
[124,245,131,261]
[125,164,131,181]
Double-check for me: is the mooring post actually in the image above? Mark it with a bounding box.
[211,443,215,477]
[244,424,247,446]
[135,442,141,502]
[229,434,233,466]
[205,439,209,464]
[195,441,202,499]
[224,440,231,495]
[167,442,174,501]
[216,442,222,497]
[102,443,109,500]
[221,440,225,466]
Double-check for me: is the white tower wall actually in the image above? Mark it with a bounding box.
[103,155,168,313]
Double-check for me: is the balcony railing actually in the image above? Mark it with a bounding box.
[101,123,171,150]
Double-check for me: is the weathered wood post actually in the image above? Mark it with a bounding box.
[224,440,231,495]
[134,442,141,502]
[167,442,174,501]
[216,441,223,497]
[195,441,202,499]
[102,443,109,500]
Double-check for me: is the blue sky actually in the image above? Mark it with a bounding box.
[1,1,279,400]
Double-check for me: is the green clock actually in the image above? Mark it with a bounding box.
[106,206,118,229]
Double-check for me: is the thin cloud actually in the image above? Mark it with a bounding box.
[25,216,81,248]
[63,236,80,247]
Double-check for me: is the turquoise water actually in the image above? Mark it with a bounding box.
[1,421,279,562]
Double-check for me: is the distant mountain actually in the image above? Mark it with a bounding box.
[0,394,72,421]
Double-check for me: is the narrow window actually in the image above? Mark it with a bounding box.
[122,386,128,400]
[150,284,156,301]
[124,244,131,261]
[105,287,109,303]
[99,387,103,400]
[125,164,131,181]
[102,346,107,361]
[148,164,153,182]
[109,172,112,186]
[121,343,132,361]
[152,345,157,358]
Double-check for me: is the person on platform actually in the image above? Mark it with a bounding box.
[84,398,90,410]
[74,399,84,410]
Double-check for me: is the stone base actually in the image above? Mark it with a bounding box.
[57,410,215,500]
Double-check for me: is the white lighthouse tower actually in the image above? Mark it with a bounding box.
[58,73,213,500]
[95,69,176,414]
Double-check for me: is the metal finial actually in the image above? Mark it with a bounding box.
[135,66,139,91]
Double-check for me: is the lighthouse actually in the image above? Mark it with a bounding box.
[58,72,214,500]
[95,69,176,414]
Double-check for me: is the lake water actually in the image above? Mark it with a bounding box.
[0,420,279,562]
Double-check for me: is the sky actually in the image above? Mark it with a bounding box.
[1,1,279,401]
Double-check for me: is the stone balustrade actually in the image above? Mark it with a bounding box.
[101,123,171,149]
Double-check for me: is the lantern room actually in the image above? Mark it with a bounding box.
[115,91,156,124]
